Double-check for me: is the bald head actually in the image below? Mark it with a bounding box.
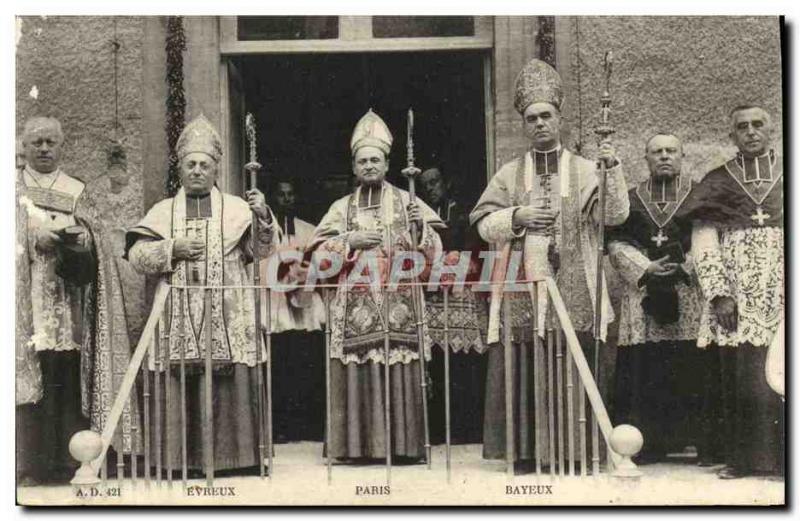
[645,134,683,179]
[23,117,63,143]
[22,117,64,173]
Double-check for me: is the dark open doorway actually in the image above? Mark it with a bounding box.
[234,50,488,225]
[228,51,490,444]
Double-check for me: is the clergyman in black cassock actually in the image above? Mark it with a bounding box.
[678,105,784,479]
[607,134,711,464]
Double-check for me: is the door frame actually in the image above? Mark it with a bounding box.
[219,58,495,193]
[219,16,494,54]
[218,16,496,193]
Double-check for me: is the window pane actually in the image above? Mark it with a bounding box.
[237,16,338,41]
[372,16,474,38]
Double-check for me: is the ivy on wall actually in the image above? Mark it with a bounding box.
[165,16,186,197]
[537,16,556,68]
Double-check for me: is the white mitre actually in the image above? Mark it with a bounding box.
[176,114,223,162]
[350,109,392,156]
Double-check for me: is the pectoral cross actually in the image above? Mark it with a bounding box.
[186,218,205,284]
[651,228,668,247]
[751,206,770,226]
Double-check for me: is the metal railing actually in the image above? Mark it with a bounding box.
[68,277,642,489]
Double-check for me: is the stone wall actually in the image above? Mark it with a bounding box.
[16,15,147,339]
[491,17,539,171]
[16,16,145,194]
[558,16,783,184]
[15,15,784,403]
[544,16,783,400]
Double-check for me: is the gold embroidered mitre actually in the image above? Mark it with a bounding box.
[176,114,223,162]
[514,59,564,115]
[350,109,393,156]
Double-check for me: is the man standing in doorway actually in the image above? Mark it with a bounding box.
[263,177,326,442]
[307,109,443,463]
[419,165,488,445]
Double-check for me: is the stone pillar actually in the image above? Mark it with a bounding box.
[490,16,538,171]
[184,16,221,126]
[141,16,169,212]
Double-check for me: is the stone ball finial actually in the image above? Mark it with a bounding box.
[69,430,103,485]
[610,424,643,458]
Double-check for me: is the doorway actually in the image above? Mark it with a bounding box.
[225,50,491,443]
[231,51,489,225]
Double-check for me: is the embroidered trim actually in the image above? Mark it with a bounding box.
[24,166,61,190]
[636,173,693,229]
[695,249,731,301]
[325,183,436,364]
[736,150,775,184]
[692,223,731,302]
[477,207,519,243]
[437,200,456,223]
[608,240,650,287]
[128,239,174,274]
[697,227,783,348]
[168,188,232,363]
[723,153,783,207]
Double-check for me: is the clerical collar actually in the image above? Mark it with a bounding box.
[24,165,62,189]
[736,149,776,184]
[358,183,384,210]
[636,171,692,231]
[185,191,212,218]
[647,174,679,208]
[531,146,561,177]
[436,199,456,223]
[275,212,296,236]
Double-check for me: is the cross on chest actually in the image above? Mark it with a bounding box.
[186,218,205,237]
[651,229,668,247]
[185,218,208,284]
[751,206,770,226]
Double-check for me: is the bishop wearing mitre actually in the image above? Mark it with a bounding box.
[125,115,277,475]
[307,110,444,463]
